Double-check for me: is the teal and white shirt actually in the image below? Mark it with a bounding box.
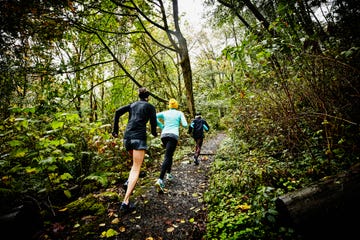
[157,109,188,140]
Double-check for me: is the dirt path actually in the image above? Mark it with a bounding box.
[114,132,227,240]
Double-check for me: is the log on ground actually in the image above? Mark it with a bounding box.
[275,163,360,239]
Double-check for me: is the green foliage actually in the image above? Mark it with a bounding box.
[0,107,125,206]
[204,138,300,240]
[84,172,112,187]
[66,194,107,216]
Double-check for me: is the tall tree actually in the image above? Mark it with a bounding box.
[0,0,71,119]
[106,0,195,115]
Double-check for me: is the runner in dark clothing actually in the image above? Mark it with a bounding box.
[112,87,158,213]
[188,112,210,165]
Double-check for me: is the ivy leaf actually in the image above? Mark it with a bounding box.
[51,121,64,129]
[12,148,28,158]
[60,172,73,180]
[8,140,24,147]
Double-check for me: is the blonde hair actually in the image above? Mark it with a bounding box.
[168,98,178,109]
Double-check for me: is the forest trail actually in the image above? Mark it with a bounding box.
[113,132,227,240]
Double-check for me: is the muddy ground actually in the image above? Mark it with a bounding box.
[111,132,226,240]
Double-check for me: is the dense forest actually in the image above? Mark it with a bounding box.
[0,0,359,239]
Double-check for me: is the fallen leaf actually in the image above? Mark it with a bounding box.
[166,227,175,232]
[111,218,120,224]
[119,226,126,232]
[102,228,118,237]
[176,218,186,223]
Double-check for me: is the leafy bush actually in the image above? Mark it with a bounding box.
[0,107,125,210]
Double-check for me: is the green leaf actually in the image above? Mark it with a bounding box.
[62,143,76,149]
[65,113,80,122]
[12,148,28,158]
[39,156,56,165]
[62,154,74,162]
[100,228,118,238]
[51,121,64,129]
[64,189,72,198]
[47,164,58,171]
[25,167,38,174]
[85,173,110,187]
[60,172,73,180]
[8,140,24,147]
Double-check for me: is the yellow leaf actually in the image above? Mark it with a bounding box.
[236,203,251,211]
[119,226,126,232]
[166,227,175,232]
[146,237,154,240]
[111,218,120,224]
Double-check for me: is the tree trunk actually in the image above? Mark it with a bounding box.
[276,163,360,239]
[171,0,195,116]
[178,36,195,116]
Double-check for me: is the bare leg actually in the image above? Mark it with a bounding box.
[122,149,145,204]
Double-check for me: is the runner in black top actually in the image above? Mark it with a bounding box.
[188,112,210,165]
[112,87,158,213]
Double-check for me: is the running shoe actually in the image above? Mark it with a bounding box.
[155,179,165,193]
[166,173,174,181]
[119,202,135,214]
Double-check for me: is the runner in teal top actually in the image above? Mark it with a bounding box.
[157,109,187,139]
[155,98,188,193]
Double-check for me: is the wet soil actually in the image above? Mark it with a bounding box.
[112,132,227,240]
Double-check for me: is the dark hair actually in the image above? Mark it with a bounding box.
[138,87,150,99]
